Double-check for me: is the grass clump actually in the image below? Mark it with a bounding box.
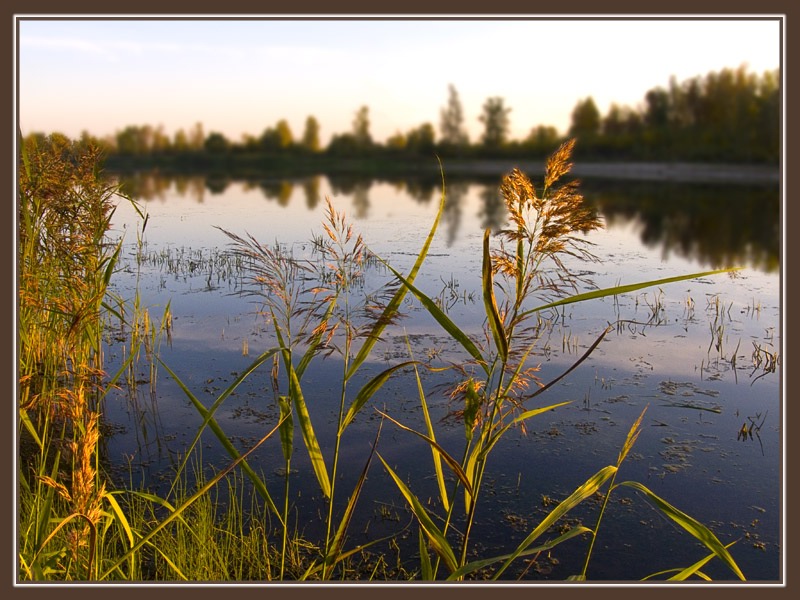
[17,134,135,580]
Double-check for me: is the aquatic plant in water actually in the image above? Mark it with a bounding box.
[18,136,747,582]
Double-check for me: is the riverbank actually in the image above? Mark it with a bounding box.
[103,154,780,185]
[444,160,780,184]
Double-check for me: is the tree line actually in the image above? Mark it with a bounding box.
[27,65,779,166]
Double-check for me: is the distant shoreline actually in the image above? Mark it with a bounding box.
[443,160,780,185]
[103,156,780,185]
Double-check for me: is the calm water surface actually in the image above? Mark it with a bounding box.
[102,171,781,582]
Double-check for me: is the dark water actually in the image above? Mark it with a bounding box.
[101,171,781,582]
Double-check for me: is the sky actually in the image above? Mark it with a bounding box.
[16,17,782,146]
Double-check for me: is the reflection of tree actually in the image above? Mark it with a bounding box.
[328,174,366,196]
[258,180,294,206]
[478,184,506,231]
[117,172,173,202]
[111,172,778,273]
[443,181,468,247]
[585,180,779,272]
[205,175,231,195]
[352,181,370,219]
[405,178,436,203]
[302,176,321,209]
[180,175,206,204]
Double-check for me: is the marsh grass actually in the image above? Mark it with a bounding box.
[18,134,139,579]
[360,141,745,581]
[18,136,750,582]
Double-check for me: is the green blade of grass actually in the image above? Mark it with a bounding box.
[492,465,618,580]
[157,358,282,522]
[377,409,473,498]
[419,526,434,580]
[378,454,459,574]
[273,317,331,498]
[406,340,450,512]
[642,544,735,581]
[378,259,488,373]
[447,525,591,581]
[322,422,381,579]
[286,355,331,499]
[520,268,742,319]
[100,418,282,580]
[277,396,293,462]
[341,360,420,432]
[159,347,280,480]
[482,228,508,362]
[346,160,447,380]
[619,480,746,581]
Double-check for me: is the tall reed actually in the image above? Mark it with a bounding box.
[17,134,139,580]
[18,134,748,582]
[368,140,745,580]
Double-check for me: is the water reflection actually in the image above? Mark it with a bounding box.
[582,179,780,273]
[114,172,779,273]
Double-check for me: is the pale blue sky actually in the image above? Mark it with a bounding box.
[17,17,782,145]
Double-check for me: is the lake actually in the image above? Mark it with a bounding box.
[100,167,781,582]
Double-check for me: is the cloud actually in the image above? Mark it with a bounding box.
[20,34,249,63]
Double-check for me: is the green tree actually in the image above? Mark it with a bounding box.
[275,119,294,149]
[326,133,360,156]
[569,97,601,141]
[523,125,561,152]
[173,128,189,153]
[188,122,205,151]
[479,96,511,150]
[204,131,230,154]
[405,123,436,155]
[151,125,171,154]
[439,84,469,150]
[300,116,321,152]
[260,120,294,153]
[115,125,150,156]
[385,131,407,152]
[352,106,372,147]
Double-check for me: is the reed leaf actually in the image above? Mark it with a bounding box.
[642,545,735,581]
[520,268,742,319]
[277,396,293,462]
[157,359,282,521]
[474,401,572,485]
[447,524,591,581]
[346,161,447,380]
[322,422,381,579]
[378,454,459,574]
[482,228,508,362]
[406,340,450,512]
[378,259,488,373]
[619,481,745,580]
[376,410,473,498]
[285,355,331,499]
[492,465,618,579]
[528,325,612,400]
[273,317,331,498]
[341,360,420,432]
[419,527,434,580]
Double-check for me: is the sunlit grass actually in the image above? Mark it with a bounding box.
[18,136,750,582]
